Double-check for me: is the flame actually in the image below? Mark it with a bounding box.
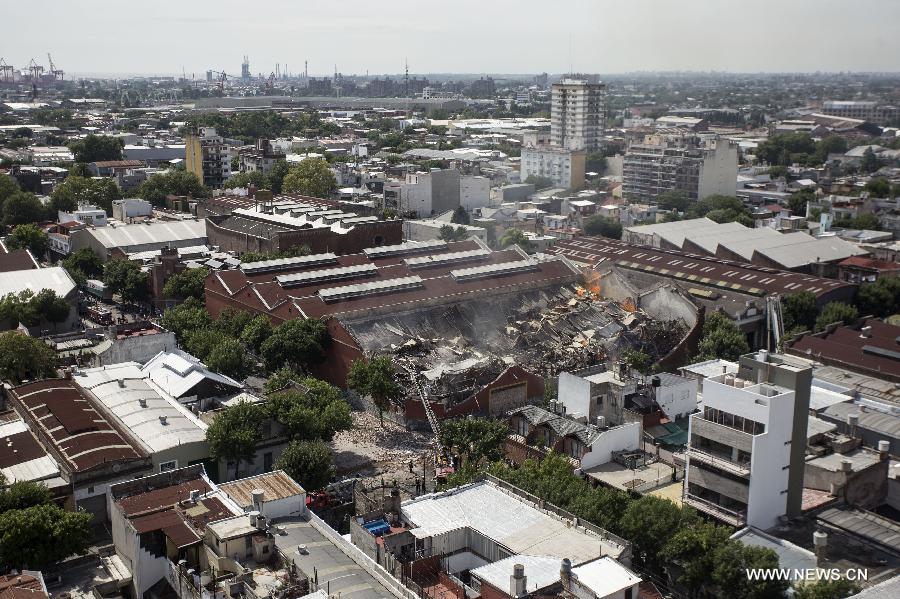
[582,270,602,297]
[621,297,637,312]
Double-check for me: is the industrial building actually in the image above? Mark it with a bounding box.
[622,134,738,203]
[67,219,208,261]
[787,320,900,384]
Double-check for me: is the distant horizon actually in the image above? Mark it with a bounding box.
[5,0,899,75]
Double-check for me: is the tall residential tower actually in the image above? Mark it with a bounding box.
[550,77,607,152]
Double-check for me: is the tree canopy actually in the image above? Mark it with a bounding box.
[815,302,858,332]
[687,194,753,226]
[347,356,401,426]
[499,228,534,251]
[68,134,124,163]
[282,158,337,198]
[5,224,48,257]
[3,191,47,226]
[694,311,750,362]
[438,417,508,466]
[275,440,334,491]
[260,318,329,373]
[583,215,623,239]
[137,170,210,206]
[439,224,470,242]
[782,291,818,336]
[856,277,900,318]
[0,331,58,383]
[161,297,211,344]
[50,176,121,214]
[0,502,92,570]
[205,400,266,478]
[451,206,470,225]
[267,379,351,441]
[103,259,150,303]
[163,267,209,302]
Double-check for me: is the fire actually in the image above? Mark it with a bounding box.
[622,297,637,312]
[582,270,602,297]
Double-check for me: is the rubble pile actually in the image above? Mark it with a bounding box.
[344,284,689,411]
[331,410,433,476]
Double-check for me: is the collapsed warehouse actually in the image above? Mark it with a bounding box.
[343,282,692,428]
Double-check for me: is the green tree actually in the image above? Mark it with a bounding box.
[688,194,753,226]
[621,348,651,374]
[3,191,47,226]
[438,417,509,466]
[856,277,900,318]
[68,134,123,163]
[0,503,93,570]
[50,176,121,215]
[451,206,471,225]
[439,224,470,242]
[268,160,291,195]
[241,315,274,353]
[226,170,269,190]
[5,224,48,257]
[859,147,880,173]
[793,579,860,599]
[583,215,623,239]
[788,189,816,216]
[0,480,52,513]
[206,400,266,479]
[163,267,209,302]
[620,495,698,568]
[185,329,229,362]
[260,318,329,373]
[0,331,57,383]
[694,312,751,362]
[63,247,103,279]
[661,520,732,597]
[586,152,608,174]
[656,191,690,213]
[205,337,250,379]
[347,356,401,426]
[815,302,858,332]
[161,298,211,344]
[103,259,150,303]
[782,291,818,334]
[267,380,351,441]
[275,439,335,491]
[30,289,70,325]
[137,170,210,206]
[499,228,534,251]
[710,541,788,599]
[0,173,19,208]
[865,177,891,198]
[282,158,337,198]
[524,175,554,190]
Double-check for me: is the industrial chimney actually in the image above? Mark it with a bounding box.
[510,564,526,598]
[813,531,828,567]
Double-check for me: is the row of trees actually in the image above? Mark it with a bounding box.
[782,292,861,337]
[755,133,848,167]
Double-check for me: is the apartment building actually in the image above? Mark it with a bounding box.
[550,78,606,152]
[520,145,586,190]
[397,168,490,216]
[185,127,232,188]
[622,134,738,203]
[683,351,811,529]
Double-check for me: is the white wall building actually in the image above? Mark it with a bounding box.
[58,204,107,227]
[551,78,606,152]
[112,198,153,222]
[520,145,586,190]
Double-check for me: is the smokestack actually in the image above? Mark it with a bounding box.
[840,459,853,473]
[878,440,890,460]
[847,413,859,438]
[510,564,526,597]
[813,531,828,567]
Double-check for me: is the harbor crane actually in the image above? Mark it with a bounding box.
[47,53,63,80]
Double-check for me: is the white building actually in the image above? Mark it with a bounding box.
[112,198,153,222]
[683,352,811,529]
[551,78,606,152]
[58,204,107,227]
[520,145,586,190]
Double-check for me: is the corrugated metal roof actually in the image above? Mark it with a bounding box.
[86,220,206,249]
[219,470,305,507]
[0,266,75,298]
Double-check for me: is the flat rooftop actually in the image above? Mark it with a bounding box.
[400,481,626,563]
[220,470,305,508]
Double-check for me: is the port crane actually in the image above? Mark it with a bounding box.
[47,53,63,80]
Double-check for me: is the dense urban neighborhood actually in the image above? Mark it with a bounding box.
[1,5,900,599]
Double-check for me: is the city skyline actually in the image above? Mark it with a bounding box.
[5,0,900,77]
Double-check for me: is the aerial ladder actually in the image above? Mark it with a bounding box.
[47,53,63,80]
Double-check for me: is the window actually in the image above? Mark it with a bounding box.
[160,460,177,473]
[88,486,95,494]
[245,536,253,549]
[625,588,633,599]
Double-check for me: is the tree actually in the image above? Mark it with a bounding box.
[268,160,291,195]
[347,356,401,426]
[451,206,471,225]
[0,173,19,208]
[206,400,266,479]
[137,170,210,207]
[267,380,351,441]
[260,318,329,373]
[204,337,249,379]
[439,417,509,466]
[282,158,337,198]
[0,503,93,570]
[439,224,470,242]
[0,332,57,383]
[50,176,120,214]
[0,480,52,513]
[30,289,70,325]
[709,541,788,599]
[103,259,149,303]
[865,177,891,198]
[5,224,48,257]
[68,134,123,163]
[583,215,623,239]
[161,298,211,344]
[3,191,47,226]
[859,147,880,174]
[662,520,732,596]
[241,315,273,353]
[63,247,103,280]
[688,194,753,226]
[620,495,698,568]
[275,440,334,491]
[782,291,818,334]
[694,312,751,362]
[621,348,651,375]
[586,152,607,175]
[856,277,900,318]
[656,191,690,213]
[524,175,554,190]
[793,579,860,599]
[163,267,209,302]
[225,170,269,190]
[499,228,533,251]
[815,302,858,332]
[788,189,816,216]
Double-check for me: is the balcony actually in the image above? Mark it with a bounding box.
[687,448,751,476]
[691,416,754,453]
[682,493,746,527]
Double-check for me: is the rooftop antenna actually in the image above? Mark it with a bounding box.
[404,58,409,98]
[568,34,573,75]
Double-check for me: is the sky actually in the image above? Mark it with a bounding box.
[4,0,899,77]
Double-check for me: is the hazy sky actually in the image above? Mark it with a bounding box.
[5,0,899,77]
